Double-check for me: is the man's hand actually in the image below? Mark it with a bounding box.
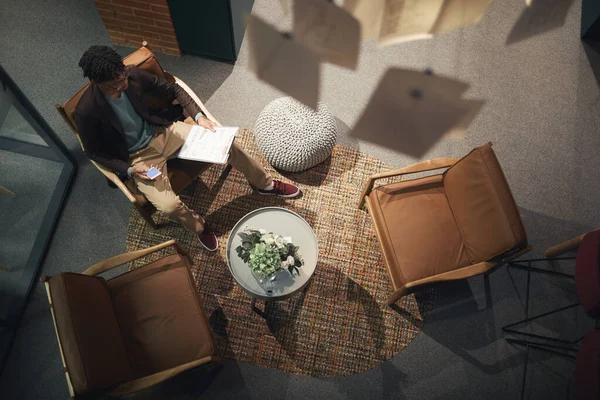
[196,116,217,132]
[131,165,151,180]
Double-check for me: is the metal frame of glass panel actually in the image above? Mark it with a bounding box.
[0,63,76,372]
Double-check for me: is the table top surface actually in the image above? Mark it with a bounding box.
[226,207,318,300]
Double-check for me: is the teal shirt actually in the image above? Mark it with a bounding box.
[105,92,156,154]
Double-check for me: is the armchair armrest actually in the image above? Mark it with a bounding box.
[82,240,192,276]
[357,158,459,209]
[55,104,140,205]
[545,229,599,258]
[110,356,220,396]
[90,160,139,203]
[385,259,498,305]
[174,76,221,126]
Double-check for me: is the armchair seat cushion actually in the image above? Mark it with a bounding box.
[368,174,470,289]
[106,254,216,378]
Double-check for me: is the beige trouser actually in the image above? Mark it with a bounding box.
[129,121,272,234]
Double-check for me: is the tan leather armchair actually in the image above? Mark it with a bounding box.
[358,143,532,305]
[42,240,219,398]
[56,43,220,228]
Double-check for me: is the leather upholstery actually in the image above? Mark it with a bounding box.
[47,254,216,396]
[444,144,527,263]
[106,254,216,378]
[367,143,528,298]
[48,273,133,394]
[369,175,470,288]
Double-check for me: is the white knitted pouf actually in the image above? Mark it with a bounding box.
[254,97,337,172]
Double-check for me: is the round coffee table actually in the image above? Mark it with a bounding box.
[226,207,318,306]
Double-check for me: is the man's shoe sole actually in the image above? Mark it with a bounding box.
[198,235,219,252]
[256,189,300,198]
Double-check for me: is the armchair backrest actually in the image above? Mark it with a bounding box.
[47,273,133,396]
[443,143,528,263]
[57,45,173,150]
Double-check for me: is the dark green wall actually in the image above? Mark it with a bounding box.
[168,0,255,62]
[582,0,600,38]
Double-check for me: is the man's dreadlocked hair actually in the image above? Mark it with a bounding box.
[78,45,124,83]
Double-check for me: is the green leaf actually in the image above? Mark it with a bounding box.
[238,232,250,241]
[250,232,262,242]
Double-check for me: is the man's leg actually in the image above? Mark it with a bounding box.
[228,143,300,197]
[158,120,193,159]
[163,121,300,197]
[164,122,273,188]
[132,158,205,234]
[228,142,273,189]
[130,138,218,251]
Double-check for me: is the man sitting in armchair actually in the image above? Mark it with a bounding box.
[75,45,300,251]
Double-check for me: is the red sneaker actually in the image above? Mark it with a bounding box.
[198,226,218,252]
[256,180,300,198]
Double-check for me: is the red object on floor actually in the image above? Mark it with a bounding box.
[575,330,600,400]
[575,230,600,318]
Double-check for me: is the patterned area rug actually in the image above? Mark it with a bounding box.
[126,129,435,377]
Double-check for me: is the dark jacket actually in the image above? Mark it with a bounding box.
[74,66,203,180]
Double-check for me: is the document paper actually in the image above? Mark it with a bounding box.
[344,0,490,45]
[293,0,361,69]
[177,126,238,164]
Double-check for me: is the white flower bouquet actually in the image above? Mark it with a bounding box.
[235,227,303,277]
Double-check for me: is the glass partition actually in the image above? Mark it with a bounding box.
[0,64,76,372]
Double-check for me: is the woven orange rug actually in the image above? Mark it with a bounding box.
[126,129,434,377]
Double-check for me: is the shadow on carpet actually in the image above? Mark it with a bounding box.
[126,130,434,377]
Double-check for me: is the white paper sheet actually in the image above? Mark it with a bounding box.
[345,0,491,46]
[278,0,290,15]
[293,0,361,69]
[177,126,238,164]
[343,0,385,38]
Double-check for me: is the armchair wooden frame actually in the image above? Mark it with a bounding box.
[42,240,220,398]
[358,157,531,305]
[545,229,600,258]
[55,42,221,229]
[0,185,16,198]
[357,158,460,209]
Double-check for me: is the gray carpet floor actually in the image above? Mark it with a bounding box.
[0,150,63,304]
[1,0,599,399]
